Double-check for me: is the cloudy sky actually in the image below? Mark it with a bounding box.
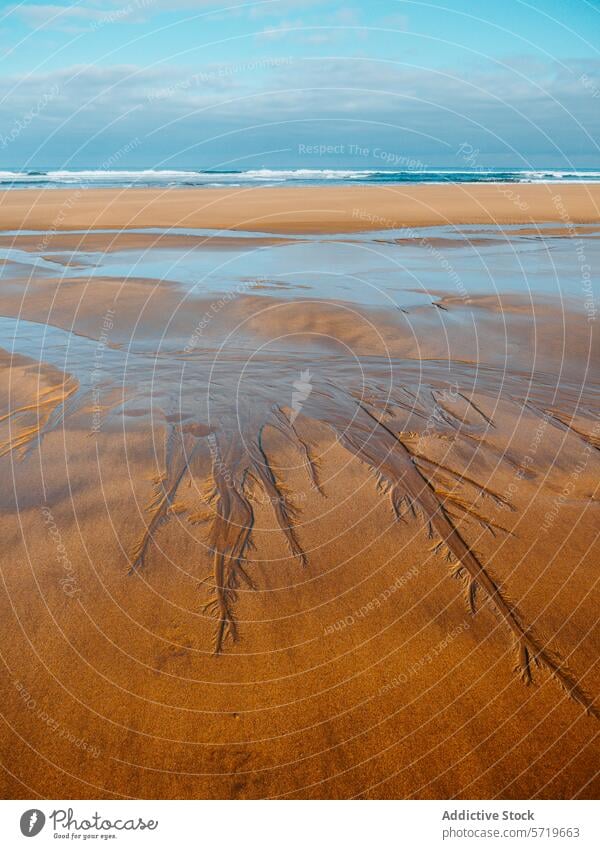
[1,0,599,170]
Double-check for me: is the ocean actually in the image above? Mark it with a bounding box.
[0,168,599,189]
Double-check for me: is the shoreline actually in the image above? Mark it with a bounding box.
[0,183,598,234]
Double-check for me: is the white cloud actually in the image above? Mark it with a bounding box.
[9,0,222,31]
[0,56,597,165]
[11,3,139,31]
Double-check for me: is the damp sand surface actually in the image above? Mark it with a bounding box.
[0,186,598,799]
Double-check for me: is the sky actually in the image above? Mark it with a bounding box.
[0,0,599,170]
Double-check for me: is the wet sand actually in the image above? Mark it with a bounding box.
[0,187,598,800]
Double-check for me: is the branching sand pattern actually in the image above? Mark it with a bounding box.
[2,342,598,717]
[128,413,309,653]
[338,401,599,719]
[0,359,78,459]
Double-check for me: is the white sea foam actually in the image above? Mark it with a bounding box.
[0,168,598,187]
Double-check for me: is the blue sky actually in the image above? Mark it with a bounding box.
[1,0,599,169]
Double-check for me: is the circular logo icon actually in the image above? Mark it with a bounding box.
[20,810,46,837]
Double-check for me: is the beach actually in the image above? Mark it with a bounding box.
[0,183,598,800]
[1,182,600,233]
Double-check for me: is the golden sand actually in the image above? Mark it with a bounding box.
[0,182,598,233]
[0,186,598,799]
